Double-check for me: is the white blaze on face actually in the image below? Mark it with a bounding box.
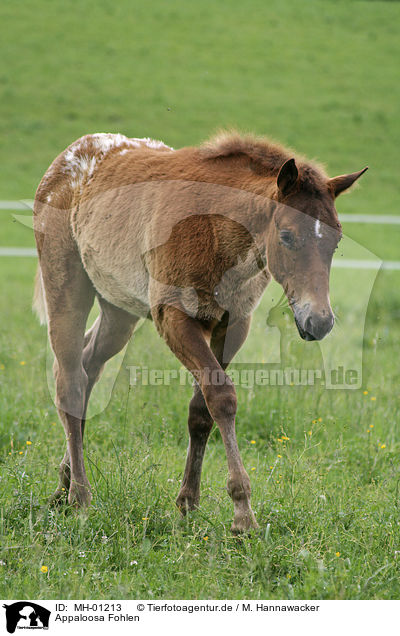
[314,219,323,238]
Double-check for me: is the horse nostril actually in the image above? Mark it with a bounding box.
[304,316,313,334]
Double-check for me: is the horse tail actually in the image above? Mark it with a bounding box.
[33,266,47,325]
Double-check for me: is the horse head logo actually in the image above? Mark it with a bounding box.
[3,602,50,634]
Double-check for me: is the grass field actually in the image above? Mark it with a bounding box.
[1,0,400,600]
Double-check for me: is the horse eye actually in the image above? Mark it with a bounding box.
[279,230,295,248]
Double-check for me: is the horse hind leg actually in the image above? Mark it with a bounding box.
[51,447,71,505]
[51,316,92,505]
[40,248,96,508]
[82,297,139,412]
[51,299,139,504]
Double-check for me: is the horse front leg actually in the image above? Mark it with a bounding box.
[153,305,258,533]
[176,316,252,516]
[176,384,213,513]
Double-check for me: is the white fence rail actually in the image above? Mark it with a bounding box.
[0,202,399,269]
[0,201,399,224]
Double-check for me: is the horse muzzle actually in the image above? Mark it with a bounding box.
[293,305,334,341]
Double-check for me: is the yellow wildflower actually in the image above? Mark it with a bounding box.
[26,441,32,446]
[335,552,340,558]
[40,565,48,574]
[250,440,256,444]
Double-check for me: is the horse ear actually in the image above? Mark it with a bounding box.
[329,167,368,197]
[277,158,298,196]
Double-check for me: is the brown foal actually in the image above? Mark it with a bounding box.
[33,131,366,532]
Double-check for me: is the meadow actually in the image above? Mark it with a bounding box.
[0,0,399,600]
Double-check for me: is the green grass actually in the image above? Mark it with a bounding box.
[1,258,399,599]
[1,0,400,211]
[1,0,400,601]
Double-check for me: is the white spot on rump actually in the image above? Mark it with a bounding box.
[92,133,173,152]
[92,132,138,153]
[63,150,98,190]
[65,149,75,163]
[137,137,172,150]
[62,132,173,191]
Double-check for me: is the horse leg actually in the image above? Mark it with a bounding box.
[51,314,98,503]
[82,297,139,411]
[52,449,71,503]
[52,299,139,503]
[41,254,95,507]
[153,305,257,533]
[176,384,213,513]
[176,316,251,514]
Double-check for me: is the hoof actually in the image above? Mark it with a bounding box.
[176,491,198,516]
[68,483,92,508]
[231,512,259,535]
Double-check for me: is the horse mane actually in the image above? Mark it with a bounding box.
[200,130,328,194]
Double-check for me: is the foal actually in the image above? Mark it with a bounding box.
[33,131,366,532]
